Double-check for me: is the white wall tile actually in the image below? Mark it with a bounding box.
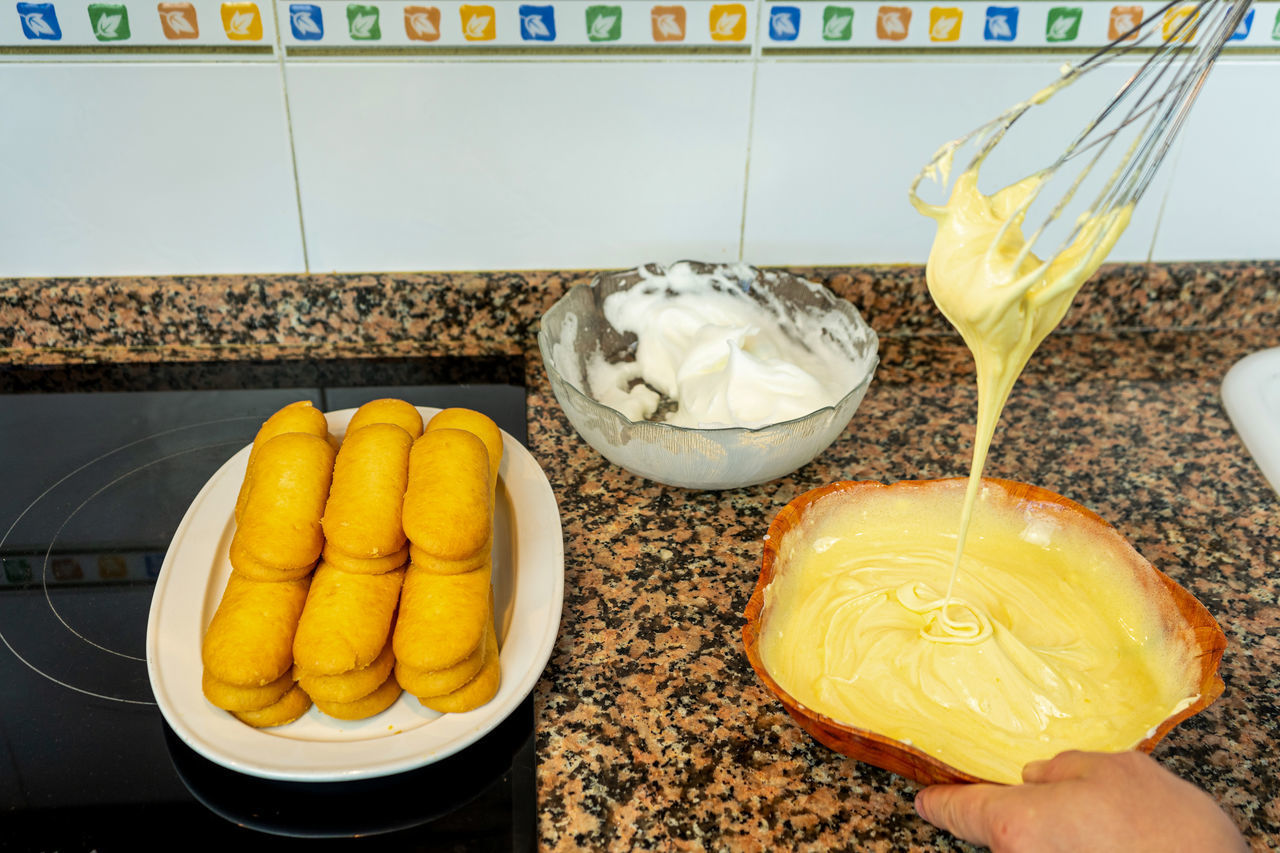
[2,39,1276,279]
[741,57,1204,266]
[285,59,754,272]
[1147,59,1280,262]
[0,62,304,277]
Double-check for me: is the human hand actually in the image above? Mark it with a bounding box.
[914,750,1247,852]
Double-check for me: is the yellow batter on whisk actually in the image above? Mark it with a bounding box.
[912,163,1133,637]
[756,157,1205,783]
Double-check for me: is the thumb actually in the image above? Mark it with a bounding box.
[915,783,1009,847]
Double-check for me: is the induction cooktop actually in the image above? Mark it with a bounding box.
[0,357,536,851]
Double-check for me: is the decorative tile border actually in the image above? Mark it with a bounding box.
[3,0,1278,53]
[761,0,1280,51]
[278,0,757,51]
[3,0,277,48]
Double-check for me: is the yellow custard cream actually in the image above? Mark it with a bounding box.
[758,144,1187,782]
[759,483,1198,784]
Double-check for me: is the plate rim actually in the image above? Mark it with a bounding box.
[1222,345,1280,497]
[145,405,564,781]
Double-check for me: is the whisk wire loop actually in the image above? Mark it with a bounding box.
[910,0,1252,275]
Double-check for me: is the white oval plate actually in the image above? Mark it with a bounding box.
[146,406,564,781]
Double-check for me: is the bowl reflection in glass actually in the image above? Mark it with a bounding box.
[743,478,1227,785]
[536,262,880,490]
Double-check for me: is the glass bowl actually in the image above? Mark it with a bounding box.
[536,262,880,490]
[742,477,1228,785]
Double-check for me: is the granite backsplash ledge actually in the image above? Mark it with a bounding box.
[2,262,1277,362]
[0,269,584,357]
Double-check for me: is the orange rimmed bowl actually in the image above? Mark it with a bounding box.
[742,477,1227,786]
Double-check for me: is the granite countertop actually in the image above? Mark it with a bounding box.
[2,262,1278,851]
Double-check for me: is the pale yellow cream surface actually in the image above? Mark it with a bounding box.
[758,151,1200,784]
[759,485,1197,784]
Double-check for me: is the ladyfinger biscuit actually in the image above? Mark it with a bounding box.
[425,409,504,482]
[394,630,485,698]
[202,667,295,712]
[298,639,396,703]
[293,563,405,674]
[393,564,491,672]
[418,623,500,714]
[312,672,402,721]
[408,542,488,576]
[416,408,503,574]
[229,536,314,582]
[322,422,412,560]
[233,683,312,728]
[347,398,424,439]
[402,428,491,561]
[234,400,330,522]
[202,573,311,687]
[321,542,409,575]
[231,431,335,572]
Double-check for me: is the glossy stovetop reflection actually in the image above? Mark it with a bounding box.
[0,358,535,851]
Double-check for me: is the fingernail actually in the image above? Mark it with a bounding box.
[913,790,927,819]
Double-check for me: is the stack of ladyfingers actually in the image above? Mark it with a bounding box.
[201,401,334,727]
[393,409,504,712]
[291,399,422,721]
[200,399,507,729]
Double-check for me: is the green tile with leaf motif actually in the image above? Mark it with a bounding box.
[586,5,621,41]
[348,4,381,39]
[88,3,130,40]
[1046,6,1081,42]
[823,6,853,40]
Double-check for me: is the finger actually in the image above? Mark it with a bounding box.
[915,783,1011,846]
[1021,749,1099,784]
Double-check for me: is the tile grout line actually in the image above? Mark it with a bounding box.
[737,0,766,262]
[272,3,312,274]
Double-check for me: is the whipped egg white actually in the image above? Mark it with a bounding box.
[585,263,873,429]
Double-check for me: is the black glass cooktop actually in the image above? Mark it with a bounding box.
[0,357,536,851]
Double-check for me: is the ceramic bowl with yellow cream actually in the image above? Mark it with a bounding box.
[743,478,1226,785]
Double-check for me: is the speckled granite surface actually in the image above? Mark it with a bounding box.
[2,262,1278,851]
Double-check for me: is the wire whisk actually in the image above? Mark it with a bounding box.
[909,0,1253,272]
